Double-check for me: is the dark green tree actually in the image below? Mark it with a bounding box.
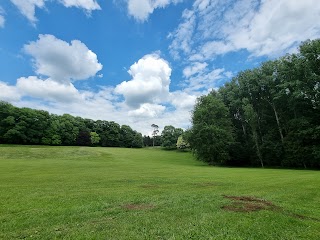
[187,92,234,165]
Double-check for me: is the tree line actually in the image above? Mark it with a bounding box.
[0,102,144,148]
[186,39,320,169]
[0,102,187,149]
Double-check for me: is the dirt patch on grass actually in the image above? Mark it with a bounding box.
[288,213,320,222]
[122,203,154,211]
[222,195,277,212]
[221,195,320,221]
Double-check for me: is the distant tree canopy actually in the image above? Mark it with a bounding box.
[0,102,143,148]
[187,39,320,169]
[161,125,184,149]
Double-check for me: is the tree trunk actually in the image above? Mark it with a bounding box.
[253,130,264,168]
[271,102,284,144]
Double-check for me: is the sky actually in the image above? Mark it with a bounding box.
[0,0,320,135]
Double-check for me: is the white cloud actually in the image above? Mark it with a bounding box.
[59,0,101,12]
[115,53,171,108]
[168,9,195,59]
[10,0,46,25]
[0,15,4,28]
[0,81,21,101]
[0,7,5,28]
[170,0,320,60]
[127,0,182,22]
[128,103,166,118]
[169,91,196,110]
[183,62,208,78]
[23,34,102,83]
[3,50,196,135]
[11,0,100,25]
[184,68,227,92]
[16,76,81,102]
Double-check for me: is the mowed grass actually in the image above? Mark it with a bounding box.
[0,145,319,239]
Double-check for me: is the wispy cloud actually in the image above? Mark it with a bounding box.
[0,6,5,28]
[10,0,101,25]
[170,0,320,60]
[10,0,46,26]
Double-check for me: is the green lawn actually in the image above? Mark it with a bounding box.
[0,145,319,239]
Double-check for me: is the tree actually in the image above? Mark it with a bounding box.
[90,132,100,146]
[161,125,184,149]
[143,135,152,147]
[76,130,91,146]
[151,124,159,147]
[120,125,135,147]
[242,98,264,167]
[132,132,143,148]
[187,92,234,164]
[176,135,189,150]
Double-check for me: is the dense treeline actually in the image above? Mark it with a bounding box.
[0,102,143,148]
[187,39,320,169]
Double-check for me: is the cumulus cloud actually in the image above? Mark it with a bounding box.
[23,34,102,83]
[115,53,171,108]
[59,0,101,12]
[16,76,81,102]
[0,81,21,101]
[128,103,166,118]
[127,0,182,22]
[169,91,197,110]
[2,50,196,135]
[10,0,46,25]
[170,0,320,60]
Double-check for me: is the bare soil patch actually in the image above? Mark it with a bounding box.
[221,195,320,221]
[222,195,277,212]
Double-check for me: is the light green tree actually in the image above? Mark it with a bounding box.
[90,132,100,146]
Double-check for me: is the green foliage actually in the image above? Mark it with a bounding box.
[0,102,143,148]
[190,39,320,168]
[188,93,234,164]
[176,135,189,150]
[76,130,91,146]
[161,125,183,149]
[143,135,152,146]
[132,132,143,148]
[90,132,100,146]
[119,125,143,148]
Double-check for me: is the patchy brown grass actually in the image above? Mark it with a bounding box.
[221,195,320,222]
[222,195,277,213]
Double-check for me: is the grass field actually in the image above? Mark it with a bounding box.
[0,145,319,239]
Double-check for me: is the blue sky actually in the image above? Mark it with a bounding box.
[1,0,320,135]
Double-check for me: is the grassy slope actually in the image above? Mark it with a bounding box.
[0,145,319,239]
